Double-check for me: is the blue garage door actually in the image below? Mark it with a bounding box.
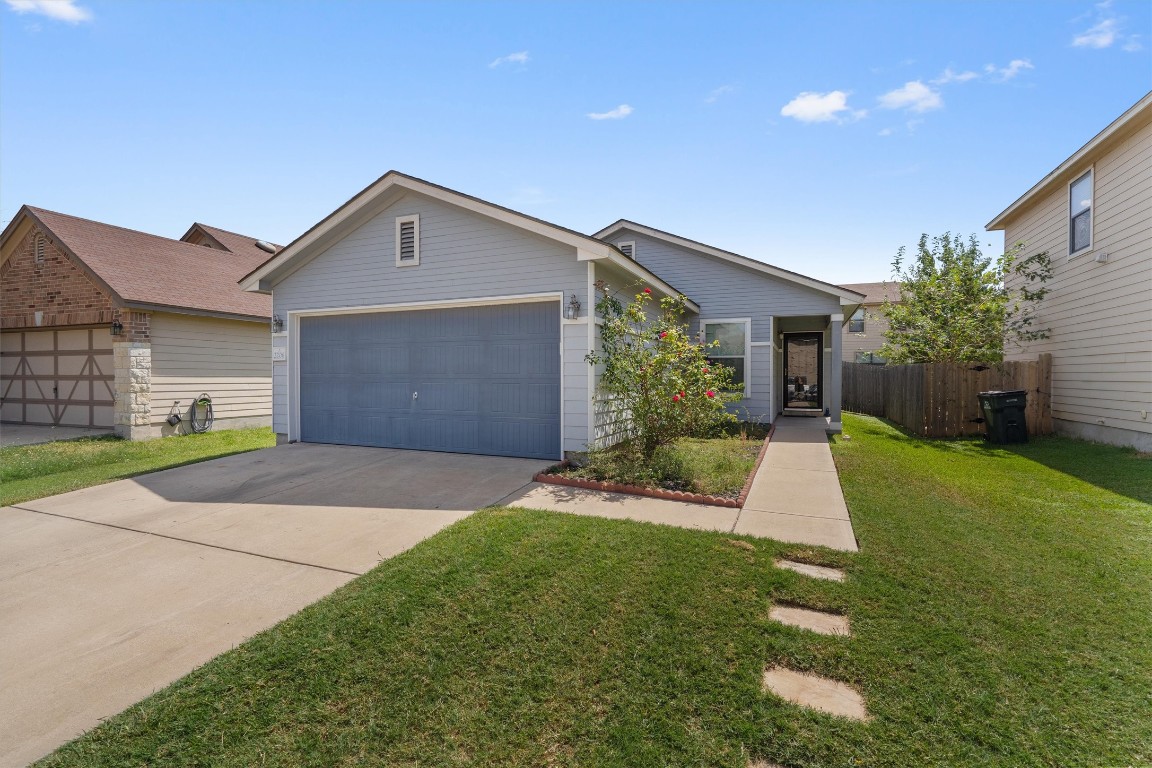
[298,302,561,459]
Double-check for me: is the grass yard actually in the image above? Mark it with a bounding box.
[0,427,275,507]
[37,415,1152,767]
[553,424,769,497]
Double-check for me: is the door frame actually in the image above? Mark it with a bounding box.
[287,292,565,456]
[781,331,824,411]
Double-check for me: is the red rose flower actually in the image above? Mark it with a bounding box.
[643,287,652,294]
[703,367,709,373]
[659,331,667,339]
[672,394,681,402]
[706,390,715,398]
[679,391,685,397]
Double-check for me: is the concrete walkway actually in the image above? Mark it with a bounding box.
[733,416,858,551]
[503,416,859,552]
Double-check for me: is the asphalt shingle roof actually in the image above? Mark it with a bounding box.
[26,207,273,320]
[839,281,901,305]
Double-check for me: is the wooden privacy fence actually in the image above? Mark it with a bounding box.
[842,354,1053,437]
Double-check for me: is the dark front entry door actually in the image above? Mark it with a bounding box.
[298,302,561,460]
[783,333,822,411]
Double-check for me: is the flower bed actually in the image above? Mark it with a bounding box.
[536,425,773,508]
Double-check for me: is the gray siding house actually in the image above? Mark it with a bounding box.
[240,172,862,460]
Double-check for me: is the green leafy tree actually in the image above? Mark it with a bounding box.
[586,287,739,460]
[879,233,1051,364]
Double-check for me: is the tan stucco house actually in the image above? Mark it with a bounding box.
[986,91,1151,450]
[838,282,900,364]
[1,207,275,438]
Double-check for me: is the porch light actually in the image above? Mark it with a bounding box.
[565,294,581,320]
[271,314,284,333]
[110,319,124,336]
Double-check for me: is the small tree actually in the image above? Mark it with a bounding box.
[586,287,739,460]
[879,233,1051,364]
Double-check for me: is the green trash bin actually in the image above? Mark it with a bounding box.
[978,390,1029,444]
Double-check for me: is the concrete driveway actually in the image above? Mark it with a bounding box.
[0,443,548,767]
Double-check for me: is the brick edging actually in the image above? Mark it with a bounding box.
[534,424,775,509]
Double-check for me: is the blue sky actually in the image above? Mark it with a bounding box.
[2,0,1149,284]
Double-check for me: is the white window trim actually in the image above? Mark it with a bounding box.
[699,317,752,398]
[395,214,420,267]
[1068,165,1094,259]
[848,307,865,334]
[617,240,636,259]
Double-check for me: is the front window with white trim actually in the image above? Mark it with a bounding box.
[1069,169,1092,255]
[701,319,750,391]
[395,214,420,266]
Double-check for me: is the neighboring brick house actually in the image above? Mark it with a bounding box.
[1,207,276,438]
[986,91,1151,450]
[838,282,901,363]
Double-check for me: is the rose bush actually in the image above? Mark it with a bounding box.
[586,286,740,461]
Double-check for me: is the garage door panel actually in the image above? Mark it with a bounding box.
[299,303,560,459]
[1,329,115,428]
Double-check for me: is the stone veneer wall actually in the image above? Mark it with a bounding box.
[112,311,152,439]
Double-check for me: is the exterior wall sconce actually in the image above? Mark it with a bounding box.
[271,314,284,333]
[110,319,124,336]
[565,294,581,320]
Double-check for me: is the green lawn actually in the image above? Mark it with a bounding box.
[37,415,1152,767]
[1,427,275,507]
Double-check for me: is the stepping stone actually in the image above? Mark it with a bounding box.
[761,666,869,721]
[774,559,845,582]
[770,604,851,636]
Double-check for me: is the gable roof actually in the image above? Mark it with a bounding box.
[182,222,281,263]
[839,281,901,305]
[594,220,865,305]
[238,171,698,311]
[1,206,272,321]
[987,91,1152,231]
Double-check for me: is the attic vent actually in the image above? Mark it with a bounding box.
[618,241,636,259]
[34,234,46,264]
[395,214,420,267]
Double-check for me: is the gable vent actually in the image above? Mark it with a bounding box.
[395,214,420,266]
[618,241,636,259]
[34,235,46,264]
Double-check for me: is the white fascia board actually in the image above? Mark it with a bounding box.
[986,92,1152,231]
[594,220,865,303]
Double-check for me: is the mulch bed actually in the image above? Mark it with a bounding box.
[534,425,774,508]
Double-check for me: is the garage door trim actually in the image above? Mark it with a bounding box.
[286,292,566,457]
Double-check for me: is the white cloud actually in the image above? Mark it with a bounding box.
[489,51,529,68]
[877,127,894,137]
[1073,17,1118,48]
[5,0,92,23]
[878,81,943,113]
[1122,36,1143,52]
[985,58,1035,81]
[705,84,736,103]
[931,67,980,85]
[780,90,857,123]
[587,104,633,120]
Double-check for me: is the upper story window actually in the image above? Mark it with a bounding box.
[395,214,420,267]
[617,241,636,259]
[34,234,46,264]
[1069,169,1092,255]
[702,318,750,391]
[848,307,865,333]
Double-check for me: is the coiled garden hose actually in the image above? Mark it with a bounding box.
[189,393,214,434]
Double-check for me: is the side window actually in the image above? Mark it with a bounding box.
[848,307,865,333]
[395,214,420,267]
[702,319,749,391]
[1069,169,1092,255]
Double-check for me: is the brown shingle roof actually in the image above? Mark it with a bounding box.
[839,281,901,305]
[187,223,281,263]
[22,207,272,320]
